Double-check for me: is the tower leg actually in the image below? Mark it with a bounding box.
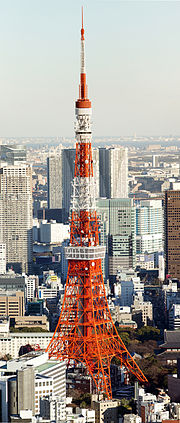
[85,356,112,399]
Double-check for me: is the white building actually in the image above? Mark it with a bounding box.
[136,387,170,422]
[39,221,69,244]
[169,304,180,330]
[140,400,169,422]
[66,409,95,423]
[136,253,155,270]
[40,395,66,422]
[158,253,165,281]
[152,155,159,168]
[25,275,38,301]
[0,351,66,416]
[35,374,53,414]
[0,243,6,274]
[0,317,9,336]
[132,299,153,326]
[114,281,121,298]
[123,415,142,423]
[38,285,58,300]
[120,276,144,307]
[0,331,54,358]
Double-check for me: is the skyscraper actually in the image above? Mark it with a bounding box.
[97,198,136,282]
[47,153,63,209]
[165,190,180,279]
[136,199,163,254]
[99,146,128,198]
[0,243,6,274]
[96,198,109,280]
[109,198,136,281]
[0,144,27,165]
[47,146,127,216]
[47,147,99,215]
[0,164,33,273]
[62,148,76,214]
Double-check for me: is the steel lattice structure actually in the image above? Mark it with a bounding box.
[46,9,148,399]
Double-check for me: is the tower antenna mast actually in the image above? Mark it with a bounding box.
[47,9,147,399]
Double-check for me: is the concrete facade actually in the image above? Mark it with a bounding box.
[0,291,24,318]
[0,164,33,274]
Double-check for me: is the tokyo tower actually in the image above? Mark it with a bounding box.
[46,8,148,399]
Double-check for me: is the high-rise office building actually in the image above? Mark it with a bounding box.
[0,244,6,274]
[0,144,27,165]
[0,164,33,273]
[99,146,128,198]
[165,190,180,279]
[47,147,127,217]
[62,148,76,213]
[109,198,136,280]
[47,148,99,215]
[97,198,136,282]
[136,199,163,254]
[96,198,110,280]
[47,153,63,209]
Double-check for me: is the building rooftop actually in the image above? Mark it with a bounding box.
[36,361,58,372]
[160,330,180,349]
[0,332,54,338]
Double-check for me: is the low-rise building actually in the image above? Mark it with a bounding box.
[159,330,180,365]
[91,395,121,423]
[13,315,49,331]
[40,395,66,422]
[116,270,144,307]
[66,408,95,423]
[25,275,39,301]
[0,331,53,358]
[0,243,6,274]
[136,388,170,423]
[38,285,59,300]
[0,291,24,318]
[0,317,10,335]
[132,299,153,326]
[0,351,66,418]
[123,415,142,423]
[169,304,180,330]
[0,271,25,293]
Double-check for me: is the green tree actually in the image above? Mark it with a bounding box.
[119,399,132,416]
[137,326,160,342]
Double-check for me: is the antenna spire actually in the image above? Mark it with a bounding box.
[76,6,91,106]
[81,6,85,40]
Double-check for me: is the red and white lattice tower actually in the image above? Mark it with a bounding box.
[46,8,147,399]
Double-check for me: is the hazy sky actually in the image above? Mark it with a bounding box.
[0,0,179,137]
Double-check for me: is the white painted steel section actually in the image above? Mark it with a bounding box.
[65,246,106,260]
[76,133,92,143]
[76,108,92,116]
[71,176,96,211]
[75,114,92,134]
[71,104,96,213]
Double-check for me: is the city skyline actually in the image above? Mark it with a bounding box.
[0,0,179,137]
